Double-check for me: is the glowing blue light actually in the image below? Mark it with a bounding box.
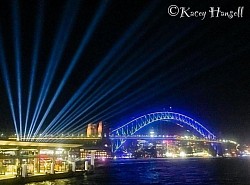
[12,1,22,139]
[110,112,216,151]
[0,32,19,139]
[51,20,201,136]
[28,1,80,139]
[23,1,44,140]
[34,0,108,138]
[42,1,159,136]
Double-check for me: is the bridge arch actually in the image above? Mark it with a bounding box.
[110,112,216,152]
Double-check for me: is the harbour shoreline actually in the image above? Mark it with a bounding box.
[0,171,87,185]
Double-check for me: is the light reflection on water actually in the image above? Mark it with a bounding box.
[26,158,250,185]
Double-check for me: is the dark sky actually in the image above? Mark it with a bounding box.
[0,0,249,142]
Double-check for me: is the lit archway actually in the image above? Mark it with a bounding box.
[110,112,216,152]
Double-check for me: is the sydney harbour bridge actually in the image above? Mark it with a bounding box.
[109,111,217,153]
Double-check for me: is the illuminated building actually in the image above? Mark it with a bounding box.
[80,149,111,159]
[86,122,103,138]
[97,121,103,137]
[86,123,93,137]
[0,140,81,176]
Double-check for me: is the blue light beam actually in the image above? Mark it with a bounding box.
[41,1,159,136]
[27,0,80,139]
[12,0,22,140]
[49,23,198,134]
[41,22,163,136]
[33,0,109,138]
[0,32,19,139]
[23,0,44,140]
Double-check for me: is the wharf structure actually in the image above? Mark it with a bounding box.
[0,121,111,179]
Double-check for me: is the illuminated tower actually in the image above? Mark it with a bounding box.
[87,123,92,137]
[86,122,102,137]
[92,124,97,136]
[97,121,103,137]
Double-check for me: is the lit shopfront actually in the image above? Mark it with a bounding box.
[0,140,81,177]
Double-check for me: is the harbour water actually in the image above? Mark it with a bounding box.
[26,157,250,185]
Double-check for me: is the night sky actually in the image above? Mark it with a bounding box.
[0,0,249,142]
